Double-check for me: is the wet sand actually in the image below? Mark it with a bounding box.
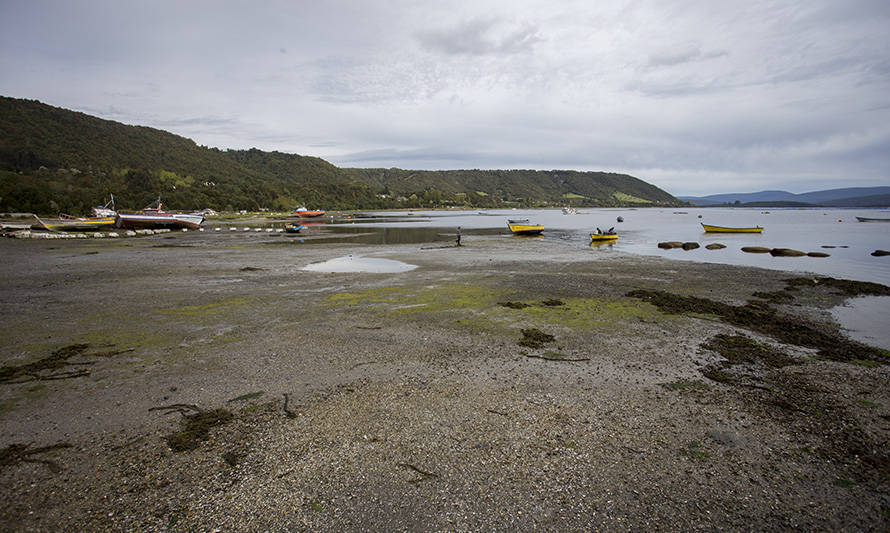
[1,229,889,531]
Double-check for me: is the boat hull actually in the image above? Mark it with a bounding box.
[285,224,305,233]
[33,216,116,231]
[292,210,326,218]
[116,212,204,230]
[590,233,618,241]
[508,223,544,235]
[701,223,763,233]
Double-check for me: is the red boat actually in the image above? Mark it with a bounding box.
[292,206,326,218]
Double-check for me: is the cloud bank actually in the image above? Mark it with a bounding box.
[1,0,887,195]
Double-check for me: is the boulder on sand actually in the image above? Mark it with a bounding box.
[658,241,683,249]
[705,243,726,250]
[770,248,806,257]
[681,242,700,250]
[741,246,771,254]
[807,252,830,258]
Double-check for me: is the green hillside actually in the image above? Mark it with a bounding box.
[0,96,683,214]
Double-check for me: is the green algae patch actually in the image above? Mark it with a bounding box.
[511,296,669,331]
[75,329,167,353]
[157,297,255,319]
[325,284,509,315]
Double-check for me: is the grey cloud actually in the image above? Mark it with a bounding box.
[647,44,727,68]
[416,18,541,56]
[335,147,483,165]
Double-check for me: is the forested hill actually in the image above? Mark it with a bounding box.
[0,96,683,214]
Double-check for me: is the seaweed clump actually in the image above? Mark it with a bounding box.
[518,328,555,349]
[783,276,890,297]
[702,334,795,369]
[499,301,530,309]
[625,289,887,363]
[0,344,132,384]
[0,442,72,473]
[151,404,235,452]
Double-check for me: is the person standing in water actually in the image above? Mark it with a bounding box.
[456,226,461,246]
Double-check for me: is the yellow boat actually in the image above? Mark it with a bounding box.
[32,214,117,231]
[590,233,618,242]
[701,223,763,233]
[507,222,544,235]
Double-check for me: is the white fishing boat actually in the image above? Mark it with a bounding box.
[115,197,204,230]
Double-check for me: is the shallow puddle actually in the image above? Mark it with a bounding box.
[302,255,418,273]
[831,295,890,350]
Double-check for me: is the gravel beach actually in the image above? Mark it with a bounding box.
[1,228,889,531]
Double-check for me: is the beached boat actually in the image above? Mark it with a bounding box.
[32,214,117,231]
[855,216,890,222]
[284,223,305,233]
[590,232,618,242]
[30,194,119,231]
[91,195,117,218]
[292,206,326,218]
[562,207,578,215]
[701,223,763,233]
[507,222,544,235]
[115,197,204,230]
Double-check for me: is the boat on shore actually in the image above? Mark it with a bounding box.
[115,197,204,230]
[590,232,618,242]
[32,213,117,231]
[91,195,117,217]
[855,216,890,222]
[507,221,544,235]
[292,206,326,218]
[701,223,763,233]
[31,194,118,231]
[285,223,305,233]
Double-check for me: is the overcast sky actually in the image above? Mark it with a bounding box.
[1,0,888,195]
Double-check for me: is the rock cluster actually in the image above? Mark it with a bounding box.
[4,228,172,239]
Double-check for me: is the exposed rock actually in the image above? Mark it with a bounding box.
[741,246,771,254]
[658,241,683,249]
[807,252,830,258]
[872,250,890,257]
[705,243,726,250]
[681,242,700,250]
[770,248,806,257]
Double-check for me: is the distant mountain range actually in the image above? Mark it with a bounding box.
[0,96,682,214]
[678,187,890,208]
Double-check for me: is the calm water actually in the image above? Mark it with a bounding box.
[333,207,890,285]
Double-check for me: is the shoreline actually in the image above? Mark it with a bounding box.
[1,234,889,531]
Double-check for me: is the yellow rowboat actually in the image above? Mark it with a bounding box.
[507,222,544,235]
[32,214,117,231]
[701,223,763,233]
[590,233,618,242]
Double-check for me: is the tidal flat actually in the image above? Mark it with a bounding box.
[1,230,889,531]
